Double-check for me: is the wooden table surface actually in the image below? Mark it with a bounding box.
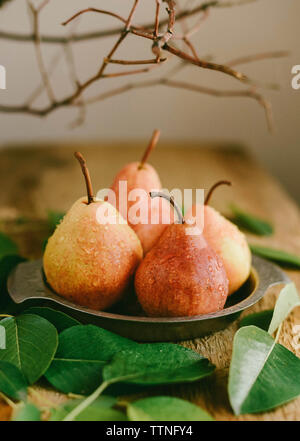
[0,142,300,421]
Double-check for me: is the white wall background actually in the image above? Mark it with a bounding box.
[0,0,299,201]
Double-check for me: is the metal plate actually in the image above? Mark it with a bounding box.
[7,255,290,342]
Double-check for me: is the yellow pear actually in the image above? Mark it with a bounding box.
[43,152,143,310]
[186,181,251,295]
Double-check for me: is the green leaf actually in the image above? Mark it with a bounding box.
[239,310,274,331]
[103,343,215,386]
[0,232,18,259]
[0,361,27,400]
[23,307,80,333]
[250,244,300,269]
[63,343,214,423]
[239,283,300,334]
[13,403,41,421]
[268,282,300,335]
[0,314,58,384]
[230,205,273,236]
[50,396,126,421]
[228,326,300,414]
[127,396,214,421]
[47,211,65,231]
[45,325,137,394]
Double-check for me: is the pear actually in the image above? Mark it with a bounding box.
[43,152,143,311]
[135,193,229,317]
[186,181,251,295]
[110,130,174,254]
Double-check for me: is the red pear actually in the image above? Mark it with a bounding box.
[135,193,229,317]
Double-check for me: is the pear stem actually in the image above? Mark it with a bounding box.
[204,180,232,205]
[74,151,94,204]
[139,129,161,169]
[150,191,184,224]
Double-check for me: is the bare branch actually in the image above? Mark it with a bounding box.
[108,58,166,65]
[27,0,55,103]
[25,49,62,106]
[152,0,176,57]
[0,1,255,44]
[97,0,140,78]
[226,50,290,66]
[62,8,127,27]
[101,65,159,79]
[154,0,161,37]
[164,44,249,83]
[78,75,273,132]
[163,79,274,132]
[0,0,280,136]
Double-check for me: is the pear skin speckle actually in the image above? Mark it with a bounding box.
[43,197,143,310]
[135,223,229,317]
[186,205,251,295]
[110,161,175,254]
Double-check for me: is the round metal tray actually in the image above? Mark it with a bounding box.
[7,255,290,342]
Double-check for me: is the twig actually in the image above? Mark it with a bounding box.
[163,79,274,132]
[125,0,140,31]
[62,8,128,27]
[153,0,176,57]
[108,57,166,65]
[27,0,55,103]
[97,0,140,78]
[25,49,62,106]
[154,0,161,37]
[182,37,199,60]
[164,44,249,83]
[101,65,158,79]
[64,43,80,88]
[82,77,274,132]
[0,1,257,44]
[226,50,290,66]
[176,8,210,42]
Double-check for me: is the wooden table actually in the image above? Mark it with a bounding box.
[0,142,300,421]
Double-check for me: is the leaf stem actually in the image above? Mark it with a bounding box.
[274,322,282,343]
[62,380,110,421]
[62,374,139,421]
[0,392,17,409]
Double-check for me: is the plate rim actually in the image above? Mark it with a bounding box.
[7,254,290,324]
